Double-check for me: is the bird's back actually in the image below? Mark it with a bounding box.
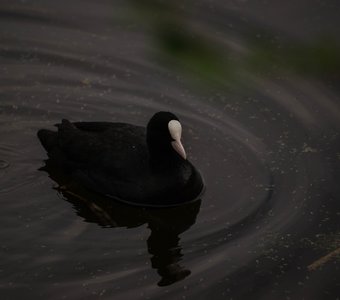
[38,120,148,177]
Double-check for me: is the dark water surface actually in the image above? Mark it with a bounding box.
[1,1,339,299]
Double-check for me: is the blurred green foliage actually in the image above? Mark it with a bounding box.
[129,0,340,87]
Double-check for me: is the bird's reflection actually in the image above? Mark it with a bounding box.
[40,159,201,286]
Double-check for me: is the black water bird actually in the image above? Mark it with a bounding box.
[37,112,204,206]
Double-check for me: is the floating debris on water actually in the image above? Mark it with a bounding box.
[308,247,340,271]
[81,78,91,86]
[302,143,318,153]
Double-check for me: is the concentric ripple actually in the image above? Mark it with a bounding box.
[0,0,339,299]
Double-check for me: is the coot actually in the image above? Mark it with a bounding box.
[37,112,204,207]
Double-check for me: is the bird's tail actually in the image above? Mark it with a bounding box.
[37,129,58,152]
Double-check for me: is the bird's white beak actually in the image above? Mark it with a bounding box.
[171,139,187,160]
[168,120,187,160]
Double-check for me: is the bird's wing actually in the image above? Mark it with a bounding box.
[56,120,148,177]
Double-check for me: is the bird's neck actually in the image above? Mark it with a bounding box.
[147,143,184,170]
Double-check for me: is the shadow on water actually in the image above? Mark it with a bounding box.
[39,158,202,287]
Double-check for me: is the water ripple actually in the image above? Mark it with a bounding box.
[0,0,339,298]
